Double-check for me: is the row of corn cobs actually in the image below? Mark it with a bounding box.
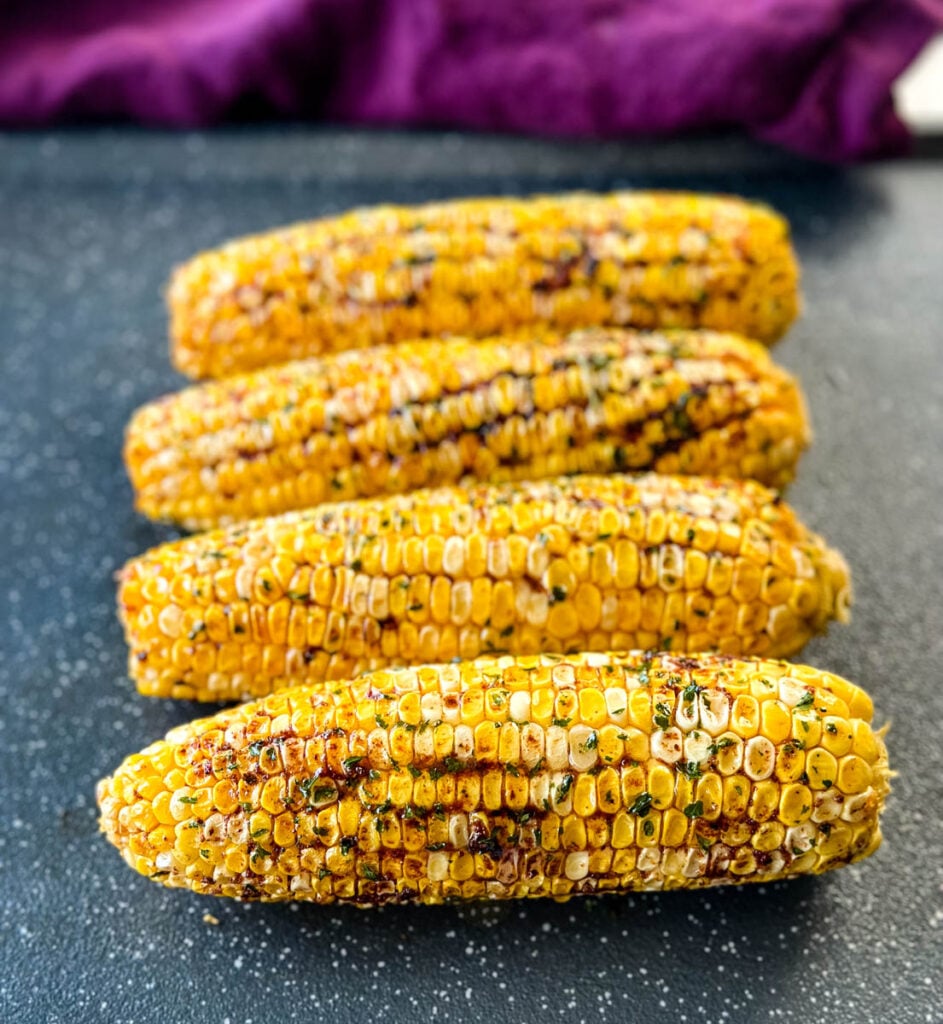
[98,192,889,908]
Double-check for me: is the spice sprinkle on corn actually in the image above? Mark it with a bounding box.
[127,327,810,530]
[97,651,889,905]
[117,474,851,702]
[169,191,800,378]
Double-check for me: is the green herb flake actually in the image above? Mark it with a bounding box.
[628,791,653,817]
[654,702,672,730]
[555,774,574,802]
[683,801,704,819]
[707,737,735,755]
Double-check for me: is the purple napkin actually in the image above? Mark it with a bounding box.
[1,0,940,160]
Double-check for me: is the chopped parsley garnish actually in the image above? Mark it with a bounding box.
[683,801,703,819]
[796,692,815,710]
[708,737,735,755]
[555,775,574,802]
[628,791,653,817]
[654,702,672,730]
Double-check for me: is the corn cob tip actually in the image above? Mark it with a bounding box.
[98,651,888,906]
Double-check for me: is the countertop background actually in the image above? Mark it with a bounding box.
[0,131,941,1024]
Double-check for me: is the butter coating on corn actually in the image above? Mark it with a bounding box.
[128,327,810,530]
[97,652,888,905]
[118,474,851,702]
[169,191,801,378]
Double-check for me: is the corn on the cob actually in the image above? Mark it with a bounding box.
[169,192,800,378]
[118,474,850,702]
[128,328,809,531]
[97,651,889,905]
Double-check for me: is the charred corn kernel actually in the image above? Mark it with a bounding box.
[169,191,800,380]
[119,474,851,702]
[129,328,809,530]
[97,651,888,906]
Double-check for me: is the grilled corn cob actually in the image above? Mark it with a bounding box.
[118,474,850,702]
[169,192,800,378]
[97,651,889,905]
[129,328,809,531]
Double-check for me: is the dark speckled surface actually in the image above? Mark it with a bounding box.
[1,130,942,1024]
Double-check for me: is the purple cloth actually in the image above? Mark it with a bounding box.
[1,0,940,160]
